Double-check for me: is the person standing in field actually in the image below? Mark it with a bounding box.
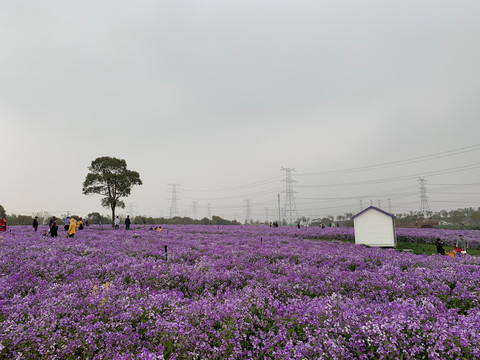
[114,216,120,230]
[49,216,56,229]
[33,216,39,231]
[435,238,445,255]
[64,217,70,231]
[77,217,84,230]
[456,235,468,254]
[68,218,76,238]
[125,215,131,230]
[50,220,58,237]
[0,217,6,232]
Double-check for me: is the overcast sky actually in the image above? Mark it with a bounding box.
[2,0,480,222]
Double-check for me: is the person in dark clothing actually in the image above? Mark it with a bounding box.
[125,215,131,230]
[50,220,58,237]
[435,238,445,255]
[48,216,56,234]
[77,217,84,230]
[33,216,39,231]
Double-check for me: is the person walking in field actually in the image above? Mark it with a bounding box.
[125,215,131,230]
[64,217,70,231]
[114,216,120,230]
[0,216,6,232]
[456,235,468,254]
[50,220,58,237]
[435,238,445,255]
[33,216,39,231]
[68,218,76,238]
[77,217,84,230]
[49,216,56,229]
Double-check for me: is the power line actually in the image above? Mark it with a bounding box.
[182,176,283,192]
[296,162,480,188]
[296,143,480,177]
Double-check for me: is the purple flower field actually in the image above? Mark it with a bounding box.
[1,225,480,359]
[301,227,480,249]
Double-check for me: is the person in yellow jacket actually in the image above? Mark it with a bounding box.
[68,218,76,238]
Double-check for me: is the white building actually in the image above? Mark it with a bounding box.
[351,206,396,247]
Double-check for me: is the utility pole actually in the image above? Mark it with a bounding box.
[128,203,134,219]
[281,167,298,224]
[418,177,430,217]
[168,183,180,218]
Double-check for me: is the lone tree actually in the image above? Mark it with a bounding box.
[82,156,142,226]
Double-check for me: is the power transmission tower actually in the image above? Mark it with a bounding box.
[418,177,430,216]
[281,167,298,224]
[277,193,281,223]
[128,202,134,218]
[377,200,382,209]
[168,183,180,218]
[192,202,198,219]
[244,199,252,224]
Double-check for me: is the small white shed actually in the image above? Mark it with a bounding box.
[351,206,396,247]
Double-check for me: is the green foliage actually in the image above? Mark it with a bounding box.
[82,156,142,225]
[132,215,240,226]
[395,242,480,256]
[87,212,111,225]
[5,214,34,225]
[0,204,5,218]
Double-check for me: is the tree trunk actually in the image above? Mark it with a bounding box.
[111,205,116,228]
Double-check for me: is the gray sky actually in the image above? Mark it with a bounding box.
[2,0,480,221]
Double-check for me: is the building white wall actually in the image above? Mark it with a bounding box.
[354,208,396,247]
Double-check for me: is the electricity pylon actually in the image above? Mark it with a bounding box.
[281,167,298,224]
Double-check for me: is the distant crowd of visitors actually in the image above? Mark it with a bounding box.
[435,234,468,256]
[0,214,137,236]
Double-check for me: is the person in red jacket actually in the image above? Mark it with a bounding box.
[0,217,6,232]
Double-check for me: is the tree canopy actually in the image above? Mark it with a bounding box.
[82,156,142,226]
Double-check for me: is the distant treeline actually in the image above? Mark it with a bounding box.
[132,215,241,226]
[0,208,241,227]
